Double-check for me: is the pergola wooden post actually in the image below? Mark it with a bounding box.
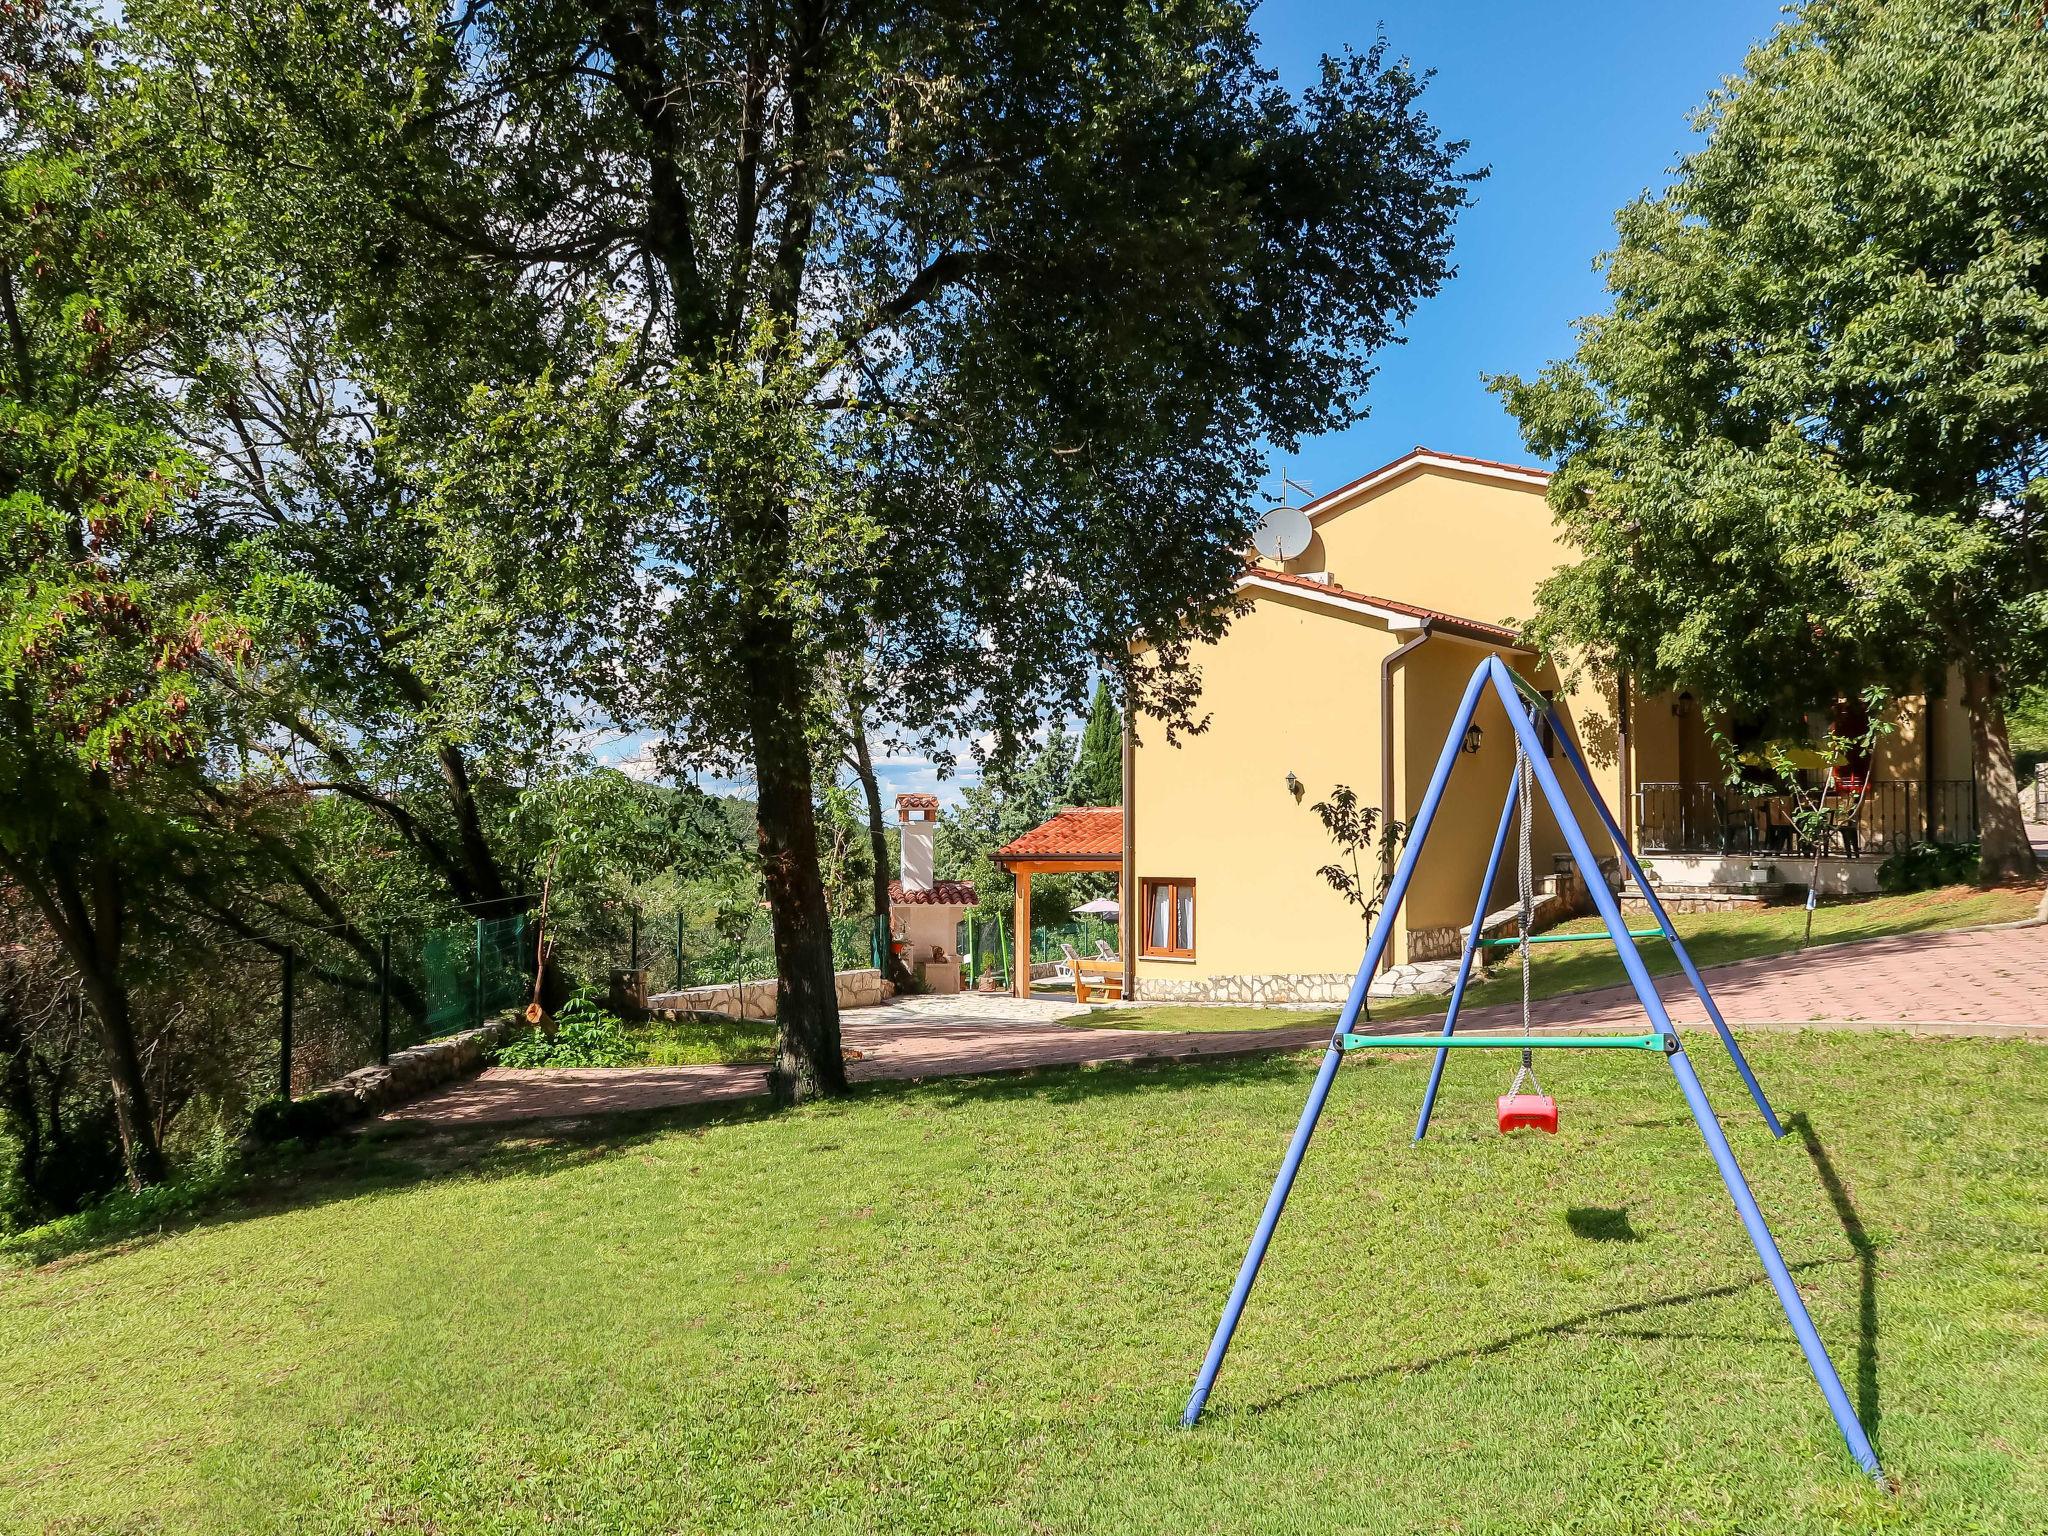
[1012,868,1032,1000]
[990,808,1128,1003]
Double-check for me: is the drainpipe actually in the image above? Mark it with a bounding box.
[1378,621,1433,973]
[1617,669,1633,849]
[1121,718,1136,1002]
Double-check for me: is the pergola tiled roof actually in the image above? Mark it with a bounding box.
[991,807,1127,1002]
[992,807,1124,866]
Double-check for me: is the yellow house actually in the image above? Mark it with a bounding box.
[1078,447,1988,1007]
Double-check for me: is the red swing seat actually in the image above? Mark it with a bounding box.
[1497,1092,1559,1135]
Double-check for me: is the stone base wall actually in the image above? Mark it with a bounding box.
[1406,925,1463,962]
[647,967,890,1021]
[1136,972,1357,1006]
[256,1015,516,1141]
[1620,891,1775,916]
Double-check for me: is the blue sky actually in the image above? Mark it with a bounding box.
[1252,0,1787,496]
[651,2,1793,807]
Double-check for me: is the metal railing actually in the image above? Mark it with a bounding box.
[1633,779,1978,857]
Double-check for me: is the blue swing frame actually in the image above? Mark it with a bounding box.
[1178,654,1885,1485]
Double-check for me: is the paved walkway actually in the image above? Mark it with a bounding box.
[383,922,2048,1129]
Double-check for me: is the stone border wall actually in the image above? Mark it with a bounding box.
[1137,971,1357,1005]
[254,1015,516,1141]
[646,966,890,1021]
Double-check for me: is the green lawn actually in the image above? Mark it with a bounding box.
[4,1032,2045,1533]
[1077,881,2043,1034]
[632,1014,778,1066]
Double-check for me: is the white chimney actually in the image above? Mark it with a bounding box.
[896,793,937,891]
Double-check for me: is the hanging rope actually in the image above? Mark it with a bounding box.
[1506,735,1543,1100]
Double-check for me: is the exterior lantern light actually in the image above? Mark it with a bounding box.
[1674,691,1694,720]
[1285,771,1304,801]
[1461,724,1484,755]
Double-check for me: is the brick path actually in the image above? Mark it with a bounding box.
[383,922,2048,1128]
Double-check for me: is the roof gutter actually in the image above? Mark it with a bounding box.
[1378,620,1433,973]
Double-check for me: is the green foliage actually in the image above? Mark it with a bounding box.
[1310,784,1408,929]
[118,0,1477,1096]
[1876,842,1984,895]
[935,725,1082,920]
[1491,0,2048,867]
[2010,683,2048,772]
[491,996,637,1070]
[1072,680,1123,807]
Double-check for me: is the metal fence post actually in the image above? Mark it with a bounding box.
[378,931,392,1066]
[279,949,294,1101]
[472,917,484,1029]
[674,909,685,991]
[630,906,640,971]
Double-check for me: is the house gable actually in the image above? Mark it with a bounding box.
[1269,447,1562,632]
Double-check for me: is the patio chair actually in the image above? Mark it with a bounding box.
[1055,944,1080,986]
[1095,940,1118,962]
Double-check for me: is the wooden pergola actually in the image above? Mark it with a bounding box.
[990,807,1127,1002]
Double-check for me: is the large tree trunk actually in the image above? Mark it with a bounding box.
[1961,665,2039,883]
[744,621,847,1105]
[22,849,166,1188]
[846,698,912,988]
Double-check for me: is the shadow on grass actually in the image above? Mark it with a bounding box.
[1565,1205,1638,1242]
[5,1050,1321,1270]
[1788,1110,1881,1442]
[1234,1256,1851,1420]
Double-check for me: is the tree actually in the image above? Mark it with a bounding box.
[143,0,1476,1101]
[1308,784,1405,1014]
[0,6,260,1184]
[1072,680,1123,807]
[1491,0,2048,882]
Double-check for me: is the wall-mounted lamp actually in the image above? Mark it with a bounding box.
[1673,691,1694,720]
[1285,771,1304,801]
[1460,724,1484,755]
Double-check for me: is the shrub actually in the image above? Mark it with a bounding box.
[1876,841,1981,894]
[491,995,639,1068]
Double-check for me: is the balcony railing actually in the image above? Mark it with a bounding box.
[1633,780,1978,857]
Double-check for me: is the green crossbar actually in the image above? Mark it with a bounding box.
[1339,1031,1671,1053]
[1476,928,1666,948]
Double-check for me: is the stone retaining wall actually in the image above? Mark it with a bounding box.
[255,1015,515,1140]
[647,966,890,1021]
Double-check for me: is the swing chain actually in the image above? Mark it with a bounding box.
[1513,732,1543,1099]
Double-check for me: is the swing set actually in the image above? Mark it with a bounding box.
[1180,655,1886,1486]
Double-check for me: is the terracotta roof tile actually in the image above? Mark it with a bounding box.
[895,792,940,810]
[890,879,978,906]
[993,807,1124,863]
[1241,568,1524,647]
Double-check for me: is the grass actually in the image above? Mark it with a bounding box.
[1076,881,2043,1034]
[631,1014,777,1066]
[4,1031,2045,1533]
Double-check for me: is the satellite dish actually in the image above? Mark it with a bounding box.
[1252,505,1312,561]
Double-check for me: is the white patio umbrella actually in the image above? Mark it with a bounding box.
[1072,897,1120,918]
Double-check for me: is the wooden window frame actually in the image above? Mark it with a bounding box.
[1141,878,1196,959]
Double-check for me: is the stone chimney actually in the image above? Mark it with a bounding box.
[896,793,938,892]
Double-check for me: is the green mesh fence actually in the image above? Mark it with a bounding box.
[1028,918,1121,965]
[958,913,1011,990]
[648,912,882,994]
[419,914,531,1037]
